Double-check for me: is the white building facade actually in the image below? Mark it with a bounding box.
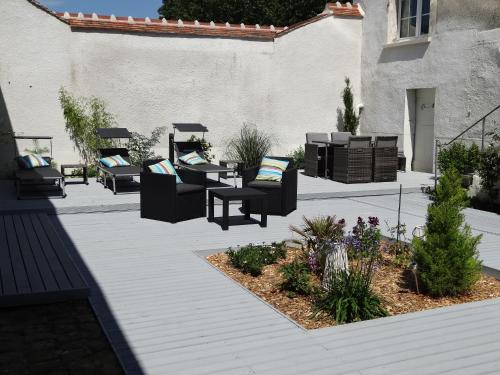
[358,0,500,172]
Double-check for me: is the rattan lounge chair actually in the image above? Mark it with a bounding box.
[140,159,206,223]
[242,156,297,216]
[373,136,398,182]
[96,128,141,194]
[13,135,66,199]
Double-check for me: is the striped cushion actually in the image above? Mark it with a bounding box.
[255,157,289,182]
[99,155,130,168]
[148,159,182,184]
[179,151,207,165]
[21,154,50,168]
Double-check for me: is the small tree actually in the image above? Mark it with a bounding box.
[128,127,167,165]
[342,77,359,135]
[59,88,115,166]
[413,168,482,297]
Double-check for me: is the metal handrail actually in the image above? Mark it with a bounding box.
[444,104,500,149]
[434,104,500,188]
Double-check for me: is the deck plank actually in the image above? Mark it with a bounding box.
[12,215,45,293]
[0,216,17,296]
[3,215,31,294]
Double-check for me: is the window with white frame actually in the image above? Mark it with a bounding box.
[397,0,430,38]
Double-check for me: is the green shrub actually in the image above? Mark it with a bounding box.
[187,135,215,162]
[226,242,286,276]
[342,77,359,135]
[413,168,482,297]
[279,261,312,297]
[158,0,326,27]
[314,269,388,324]
[478,145,500,199]
[226,123,273,168]
[128,127,166,165]
[287,146,305,169]
[59,88,115,166]
[438,142,480,175]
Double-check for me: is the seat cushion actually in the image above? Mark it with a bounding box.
[100,155,130,167]
[148,159,182,184]
[179,151,208,165]
[176,183,204,195]
[255,157,289,182]
[17,154,50,169]
[247,180,282,189]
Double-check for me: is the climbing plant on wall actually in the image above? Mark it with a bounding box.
[158,0,328,27]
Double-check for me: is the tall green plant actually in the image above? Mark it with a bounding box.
[59,88,115,166]
[413,168,482,297]
[478,145,500,199]
[128,127,166,165]
[226,123,273,168]
[438,142,480,174]
[342,77,359,135]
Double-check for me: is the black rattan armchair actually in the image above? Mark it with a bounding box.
[304,133,328,177]
[242,157,297,216]
[373,136,398,182]
[332,136,373,183]
[140,159,206,223]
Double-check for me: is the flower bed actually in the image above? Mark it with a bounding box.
[207,246,500,329]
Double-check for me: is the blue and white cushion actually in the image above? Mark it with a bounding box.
[148,159,182,184]
[19,154,50,168]
[179,151,208,165]
[99,155,130,168]
[255,157,289,182]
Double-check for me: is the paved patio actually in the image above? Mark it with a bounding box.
[2,172,499,374]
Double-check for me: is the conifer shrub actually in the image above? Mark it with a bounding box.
[412,168,482,297]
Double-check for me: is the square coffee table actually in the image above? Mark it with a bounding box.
[208,188,267,230]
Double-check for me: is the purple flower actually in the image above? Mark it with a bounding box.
[338,218,346,226]
[357,217,364,225]
[368,216,379,227]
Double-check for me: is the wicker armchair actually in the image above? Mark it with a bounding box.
[373,136,398,182]
[304,133,329,177]
[140,159,206,223]
[332,136,373,183]
[242,157,297,216]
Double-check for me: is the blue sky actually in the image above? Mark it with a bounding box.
[40,0,163,18]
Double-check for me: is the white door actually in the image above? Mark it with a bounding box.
[413,88,435,173]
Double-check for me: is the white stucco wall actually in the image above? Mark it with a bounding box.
[0,0,362,176]
[358,0,500,171]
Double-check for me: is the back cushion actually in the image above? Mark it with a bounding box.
[148,159,182,184]
[17,154,50,169]
[179,151,208,165]
[306,133,329,144]
[255,157,289,182]
[100,155,131,168]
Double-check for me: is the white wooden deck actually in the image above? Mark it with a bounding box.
[48,192,500,375]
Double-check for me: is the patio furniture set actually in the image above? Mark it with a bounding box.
[304,132,399,183]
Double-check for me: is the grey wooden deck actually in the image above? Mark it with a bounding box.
[0,213,89,306]
[51,193,500,375]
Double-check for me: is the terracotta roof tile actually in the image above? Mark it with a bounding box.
[327,2,364,18]
[26,0,362,40]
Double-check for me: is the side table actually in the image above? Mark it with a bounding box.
[61,163,89,185]
[208,188,267,230]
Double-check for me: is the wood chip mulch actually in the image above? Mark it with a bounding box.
[207,247,500,330]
